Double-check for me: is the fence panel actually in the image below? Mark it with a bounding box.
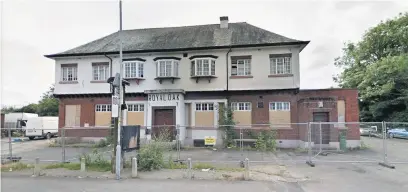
[384,122,408,164]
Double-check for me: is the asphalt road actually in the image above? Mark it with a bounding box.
[1,176,303,192]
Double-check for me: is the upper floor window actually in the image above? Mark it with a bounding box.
[270,54,292,75]
[127,104,144,112]
[156,60,179,77]
[95,104,112,112]
[124,61,144,78]
[269,102,290,111]
[231,102,251,111]
[61,64,78,82]
[195,103,214,111]
[231,56,251,76]
[92,62,109,81]
[191,58,216,76]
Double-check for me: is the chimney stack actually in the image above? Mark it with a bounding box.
[220,16,229,29]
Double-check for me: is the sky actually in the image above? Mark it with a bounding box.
[1,0,408,107]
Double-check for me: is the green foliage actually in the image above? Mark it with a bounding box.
[80,149,111,172]
[334,12,408,122]
[218,105,237,148]
[138,142,165,171]
[254,130,277,152]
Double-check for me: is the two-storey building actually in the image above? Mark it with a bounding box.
[46,16,360,148]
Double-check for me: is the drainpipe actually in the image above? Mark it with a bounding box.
[226,48,232,103]
[104,54,113,92]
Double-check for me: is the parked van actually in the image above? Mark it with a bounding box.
[25,116,58,140]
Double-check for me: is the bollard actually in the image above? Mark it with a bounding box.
[33,157,40,176]
[244,158,250,180]
[131,157,137,178]
[187,158,192,179]
[80,157,86,172]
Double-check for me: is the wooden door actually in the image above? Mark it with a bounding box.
[152,109,175,141]
[312,112,330,144]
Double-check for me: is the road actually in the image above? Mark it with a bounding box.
[1,138,50,158]
[1,176,303,192]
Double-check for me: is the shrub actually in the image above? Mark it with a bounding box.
[138,142,165,171]
[255,130,277,152]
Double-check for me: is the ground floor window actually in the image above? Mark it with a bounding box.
[195,103,214,111]
[95,104,111,112]
[231,102,251,111]
[128,104,145,112]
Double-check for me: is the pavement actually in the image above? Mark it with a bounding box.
[1,176,304,192]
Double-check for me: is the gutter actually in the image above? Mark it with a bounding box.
[226,48,232,102]
[104,54,113,92]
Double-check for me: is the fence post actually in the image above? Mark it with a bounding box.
[62,127,66,163]
[8,126,12,162]
[306,122,315,167]
[379,121,395,169]
[33,157,40,176]
[187,158,192,179]
[244,158,250,180]
[80,157,86,172]
[176,124,181,161]
[131,157,137,178]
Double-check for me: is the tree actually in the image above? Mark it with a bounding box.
[334,12,408,122]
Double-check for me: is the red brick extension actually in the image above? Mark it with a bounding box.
[57,89,359,141]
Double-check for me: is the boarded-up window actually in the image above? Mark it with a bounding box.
[65,105,80,127]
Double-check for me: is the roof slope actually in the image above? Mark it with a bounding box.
[46,22,309,58]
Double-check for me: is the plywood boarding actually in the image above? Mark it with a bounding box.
[195,111,214,127]
[65,105,80,127]
[233,111,251,125]
[127,112,144,126]
[337,100,345,128]
[95,112,112,126]
[269,111,291,124]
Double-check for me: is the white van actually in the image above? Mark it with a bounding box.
[25,117,59,140]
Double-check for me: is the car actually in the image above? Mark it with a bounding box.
[388,128,408,139]
[360,127,375,137]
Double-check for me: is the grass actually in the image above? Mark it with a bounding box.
[1,162,33,172]
[44,162,111,172]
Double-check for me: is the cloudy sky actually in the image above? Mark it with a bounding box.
[1,0,407,107]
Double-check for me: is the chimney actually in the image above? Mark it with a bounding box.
[220,16,229,29]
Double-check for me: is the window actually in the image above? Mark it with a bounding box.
[156,60,179,77]
[92,63,109,81]
[124,61,144,78]
[95,104,112,112]
[191,58,216,76]
[269,102,290,111]
[127,104,144,112]
[231,102,251,111]
[231,56,251,76]
[270,55,292,75]
[61,65,78,82]
[195,103,214,111]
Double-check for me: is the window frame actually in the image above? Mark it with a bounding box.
[231,56,252,76]
[269,102,290,111]
[195,103,214,111]
[156,59,179,77]
[231,102,252,111]
[127,104,145,112]
[123,60,144,78]
[61,64,78,82]
[95,104,112,112]
[270,55,292,75]
[92,63,110,81]
[191,58,216,76]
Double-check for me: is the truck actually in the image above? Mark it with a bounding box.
[25,116,59,140]
[2,113,39,136]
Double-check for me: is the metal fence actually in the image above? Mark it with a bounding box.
[1,121,407,176]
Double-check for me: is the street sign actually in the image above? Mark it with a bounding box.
[112,95,119,118]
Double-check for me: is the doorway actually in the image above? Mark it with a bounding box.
[152,108,175,141]
[312,112,330,144]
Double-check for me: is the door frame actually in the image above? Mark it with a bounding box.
[312,112,330,144]
[151,106,176,126]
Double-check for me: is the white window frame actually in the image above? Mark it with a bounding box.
[156,60,179,77]
[270,57,291,75]
[191,58,216,76]
[123,61,144,78]
[195,103,214,111]
[95,104,112,112]
[61,65,78,82]
[231,58,251,76]
[127,104,145,112]
[269,102,290,111]
[92,64,110,81]
[231,102,251,111]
